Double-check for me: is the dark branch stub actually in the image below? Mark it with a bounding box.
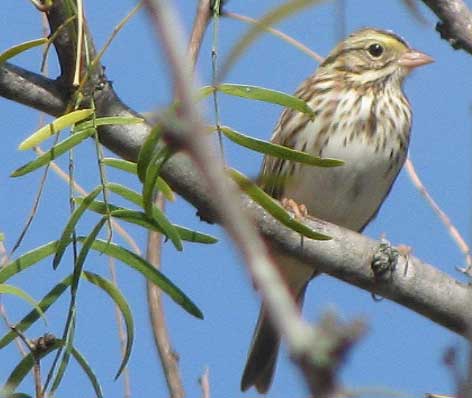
[421,0,472,55]
[436,22,465,50]
[371,238,399,281]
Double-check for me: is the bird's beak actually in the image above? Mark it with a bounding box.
[398,49,434,68]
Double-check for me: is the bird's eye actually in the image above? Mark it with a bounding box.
[367,43,384,58]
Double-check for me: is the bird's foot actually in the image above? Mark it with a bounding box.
[281,198,308,219]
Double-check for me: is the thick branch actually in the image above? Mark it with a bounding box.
[0,63,67,116]
[421,0,472,54]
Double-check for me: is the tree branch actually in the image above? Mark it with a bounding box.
[0,63,67,116]
[421,0,472,55]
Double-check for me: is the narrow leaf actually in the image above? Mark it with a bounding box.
[19,109,94,150]
[103,158,175,201]
[196,85,215,100]
[53,187,102,269]
[142,147,173,218]
[75,199,121,214]
[218,84,315,116]
[171,225,218,244]
[103,158,137,174]
[228,168,331,240]
[137,124,163,182]
[12,128,95,177]
[0,276,72,349]
[0,38,48,64]
[0,241,60,283]
[220,126,343,167]
[74,116,143,132]
[81,199,217,244]
[83,271,133,379]
[84,239,203,319]
[0,284,45,321]
[107,183,182,251]
[70,344,103,398]
[72,218,107,294]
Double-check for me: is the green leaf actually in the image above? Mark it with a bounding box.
[74,116,144,132]
[18,109,94,150]
[171,225,218,244]
[76,199,121,214]
[0,241,60,284]
[0,284,46,322]
[228,168,331,240]
[137,124,163,182]
[103,158,137,174]
[72,218,107,294]
[0,38,48,64]
[51,221,107,394]
[113,209,218,244]
[83,271,133,379]
[154,178,175,202]
[2,340,103,398]
[0,392,31,398]
[81,199,217,244]
[196,85,215,100]
[220,126,343,167]
[142,146,173,219]
[218,84,315,116]
[53,187,102,269]
[50,317,75,394]
[69,342,103,398]
[84,239,203,319]
[107,183,182,251]
[219,0,326,80]
[103,158,175,201]
[11,128,96,177]
[0,276,72,349]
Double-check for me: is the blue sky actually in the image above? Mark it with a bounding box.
[1,1,472,397]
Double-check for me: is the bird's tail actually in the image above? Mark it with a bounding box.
[240,305,280,393]
[241,286,307,394]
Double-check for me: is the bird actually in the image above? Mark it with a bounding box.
[240,27,433,393]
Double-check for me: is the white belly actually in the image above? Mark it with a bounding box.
[284,129,405,231]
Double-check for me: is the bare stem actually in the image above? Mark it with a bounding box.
[146,194,185,398]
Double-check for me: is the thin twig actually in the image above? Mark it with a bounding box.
[0,304,28,357]
[211,1,225,160]
[199,368,210,398]
[72,0,84,86]
[9,151,49,256]
[223,11,324,63]
[404,158,472,273]
[188,0,211,71]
